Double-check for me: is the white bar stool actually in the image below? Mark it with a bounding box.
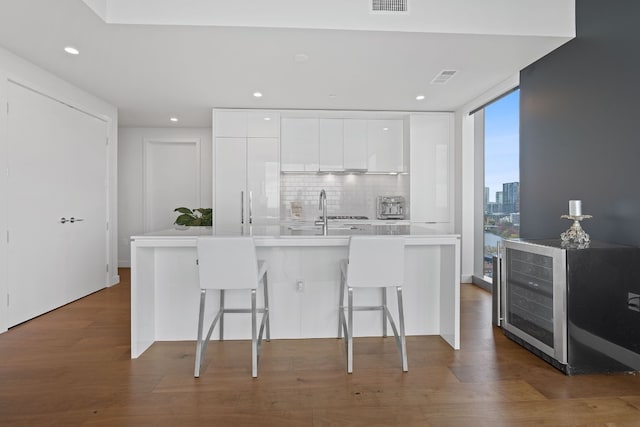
[338,236,408,373]
[194,236,270,378]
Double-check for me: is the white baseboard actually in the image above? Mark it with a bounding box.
[461,274,473,283]
[119,259,131,268]
[109,274,120,287]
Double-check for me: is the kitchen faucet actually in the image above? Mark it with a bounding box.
[317,189,328,236]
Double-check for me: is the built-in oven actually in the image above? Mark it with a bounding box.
[500,240,568,365]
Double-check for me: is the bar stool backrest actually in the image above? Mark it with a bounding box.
[197,236,259,290]
[346,236,405,288]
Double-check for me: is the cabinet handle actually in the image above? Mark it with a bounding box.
[240,191,244,225]
[69,217,84,223]
[60,217,68,224]
[249,191,253,224]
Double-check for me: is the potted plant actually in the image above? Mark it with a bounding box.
[174,207,212,227]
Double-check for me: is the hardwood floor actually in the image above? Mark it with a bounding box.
[0,269,639,426]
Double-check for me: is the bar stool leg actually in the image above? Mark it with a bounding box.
[219,289,225,341]
[382,288,388,337]
[251,289,258,378]
[338,268,345,339]
[263,273,271,341]
[397,286,408,372]
[347,287,354,374]
[194,289,207,377]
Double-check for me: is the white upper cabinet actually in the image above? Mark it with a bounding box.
[214,110,280,137]
[409,113,453,224]
[343,119,368,170]
[248,111,280,137]
[366,119,404,172]
[319,119,344,171]
[214,111,247,137]
[280,118,319,172]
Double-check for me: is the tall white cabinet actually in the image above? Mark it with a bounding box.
[5,82,109,327]
[213,110,280,228]
[410,113,454,227]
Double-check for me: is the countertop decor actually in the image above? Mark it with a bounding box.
[173,207,212,227]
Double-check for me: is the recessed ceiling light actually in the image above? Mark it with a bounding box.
[383,127,389,131]
[264,117,271,121]
[416,95,425,100]
[64,46,79,55]
[170,117,179,122]
[253,92,263,98]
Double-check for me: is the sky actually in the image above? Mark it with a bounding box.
[484,89,519,203]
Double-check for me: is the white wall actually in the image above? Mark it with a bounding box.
[454,74,519,283]
[0,45,119,288]
[118,127,212,266]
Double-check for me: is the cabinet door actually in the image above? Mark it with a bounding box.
[248,138,280,224]
[367,119,404,172]
[409,113,453,223]
[281,118,319,171]
[343,119,368,170]
[319,119,344,171]
[214,111,247,137]
[248,111,280,137]
[215,137,247,228]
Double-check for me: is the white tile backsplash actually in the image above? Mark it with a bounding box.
[281,174,409,220]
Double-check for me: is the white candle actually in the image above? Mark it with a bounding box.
[569,200,582,216]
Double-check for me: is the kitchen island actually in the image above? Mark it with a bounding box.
[130,224,460,358]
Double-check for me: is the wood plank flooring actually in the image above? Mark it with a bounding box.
[0,268,638,426]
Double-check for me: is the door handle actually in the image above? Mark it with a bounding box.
[69,217,84,223]
[249,191,253,224]
[60,217,68,224]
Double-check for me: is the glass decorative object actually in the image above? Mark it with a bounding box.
[560,214,592,249]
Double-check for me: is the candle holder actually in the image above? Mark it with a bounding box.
[560,214,592,249]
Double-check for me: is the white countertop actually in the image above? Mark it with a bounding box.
[132,223,459,247]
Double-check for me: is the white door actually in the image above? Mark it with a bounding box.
[143,139,201,232]
[6,82,108,326]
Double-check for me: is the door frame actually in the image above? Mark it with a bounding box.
[142,138,201,232]
[2,79,110,330]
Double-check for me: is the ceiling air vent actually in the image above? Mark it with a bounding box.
[371,0,408,13]
[431,70,457,84]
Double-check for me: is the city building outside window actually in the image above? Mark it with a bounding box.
[483,89,520,278]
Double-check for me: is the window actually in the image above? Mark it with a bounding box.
[483,89,520,279]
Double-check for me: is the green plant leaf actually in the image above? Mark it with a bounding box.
[175,213,195,225]
[174,207,193,215]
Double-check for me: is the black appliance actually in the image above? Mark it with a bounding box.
[499,239,640,375]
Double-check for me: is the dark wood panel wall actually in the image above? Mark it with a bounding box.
[519,0,640,245]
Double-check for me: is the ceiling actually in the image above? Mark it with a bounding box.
[0,0,575,128]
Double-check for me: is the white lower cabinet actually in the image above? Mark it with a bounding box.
[409,113,453,224]
[215,137,280,228]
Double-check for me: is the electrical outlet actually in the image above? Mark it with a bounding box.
[296,281,304,292]
[628,292,640,312]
